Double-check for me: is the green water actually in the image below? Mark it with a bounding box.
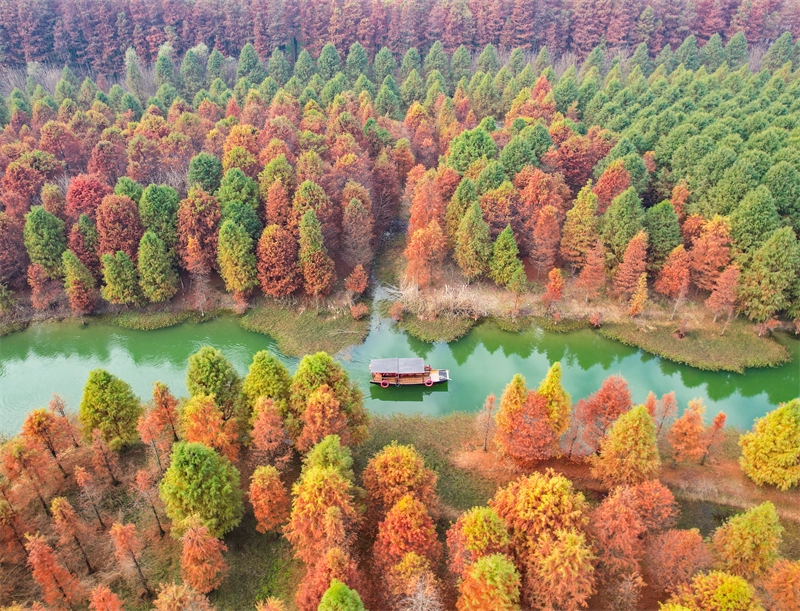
[0,313,798,435]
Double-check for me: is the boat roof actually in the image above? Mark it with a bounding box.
[370,357,425,374]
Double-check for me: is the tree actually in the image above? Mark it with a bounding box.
[256,224,300,298]
[23,206,66,277]
[299,208,335,300]
[51,496,94,573]
[159,441,243,537]
[363,442,438,522]
[446,506,510,576]
[131,469,166,536]
[297,546,363,611]
[96,195,143,258]
[666,570,760,611]
[181,394,240,462]
[21,408,68,477]
[297,384,349,452]
[645,529,712,594]
[79,369,141,450]
[668,399,707,466]
[153,583,214,611]
[574,375,632,455]
[476,394,497,453]
[318,580,366,611]
[764,559,800,611]
[489,225,523,287]
[613,231,648,297]
[538,362,571,438]
[186,346,242,420]
[25,533,84,608]
[89,585,125,611]
[531,205,561,278]
[644,201,682,269]
[543,267,564,311]
[590,486,646,579]
[405,219,447,288]
[593,159,631,213]
[656,245,690,319]
[706,265,739,333]
[138,231,178,303]
[250,398,292,469]
[189,153,224,193]
[576,240,606,301]
[689,216,731,292]
[242,350,291,413]
[74,466,105,529]
[177,188,220,274]
[181,514,228,594]
[0,212,27,285]
[590,405,660,487]
[739,399,800,491]
[711,502,783,579]
[602,187,644,263]
[627,272,648,317]
[456,554,521,611]
[217,219,258,302]
[91,428,121,485]
[249,465,290,534]
[375,494,442,573]
[101,251,141,305]
[560,185,598,272]
[342,197,373,271]
[529,528,596,611]
[69,213,101,277]
[62,249,97,315]
[29,262,58,310]
[344,265,368,303]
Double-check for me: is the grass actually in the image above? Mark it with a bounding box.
[397,312,477,343]
[532,316,591,333]
[0,319,27,336]
[596,318,791,373]
[101,310,197,331]
[373,233,406,286]
[240,299,370,357]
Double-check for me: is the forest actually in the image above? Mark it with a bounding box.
[0,345,799,611]
[1,1,800,609]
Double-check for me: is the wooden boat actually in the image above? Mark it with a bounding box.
[369,357,450,388]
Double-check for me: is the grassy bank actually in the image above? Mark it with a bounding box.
[597,318,792,373]
[397,312,477,343]
[240,300,370,357]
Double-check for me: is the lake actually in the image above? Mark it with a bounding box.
[0,312,798,435]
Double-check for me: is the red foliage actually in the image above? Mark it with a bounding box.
[256,224,300,298]
[514,167,570,251]
[576,240,606,301]
[644,528,711,594]
[613,231,648,297]
[153,583,214,611]
[182,395,240,463]
[91,429,120,485]
[531,205,561,278]
[705,265,739,324]
[88,140,127,185]
[68,221,100,277]
[89,585,126,611]
[51,496,95,573]
[574,375,632,455]
[250,465,290,534]
[645,391,678,438]
[404,219,446,287]
[344,264,368,296]
[542,127,613,191]
[764,559,800,611]
[688,216,731,291]
[593,159,631,214]
[25,533,85,608]
[65,174,112,220]
[27,264,59,310]
[96,194,143,258]
[589,487,646,579]
[181,515,228,594]
[250,398,291,469]
[296,384,349,452]
[374,494,442,573]
[295,547,363,611]
[265,179,292,227]
[109,522,151,595]
[655,245,690,300]
[408,174,445,235]
[0,212,27,284]
[543,267,564,310]
[177,189,220,274]
[629,480,679,534]
[670,182,690,223]
[496,389,558,467]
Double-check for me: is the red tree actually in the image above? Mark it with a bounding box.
[181,515,228,594]
[613,231,648,297]
[531,205,561,278]
[250,465,290,534]
[68,221,100,277]
[670,182,690,223]
[574,375,632,455]
[109,522,151,596]
[688,216,730,291]
[182,395,240,463]
[404,219,447,287]
[542,267,564,311]
[645,391,678,439]
[667,399,706,466]
[655,245,690,319]
[296,547,363,611]
[589,486,646,579]
[644,528,711,594]
[593,159,631,214]
[96,194,143,258]
[705,265,739,332]
[576,240,606,301]
[764,559,800,611]
[0,212,27,284]
[28,264,60,310]
[51,496,95,573]
[296,384,349,452]
[265,179,292,227]
[131,469,166,537]
[25,533,85,608]
[374,494,442,573]
[89,585,126,611]
[177,188,220,273]
[65,174,112,220]
[74,466,106,529]
[21,407,68,477]
[250,397,291,469]
[408,174,445,235]
[256,224,300,298]
[91,429,120,486]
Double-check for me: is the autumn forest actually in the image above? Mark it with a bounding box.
[1,0,800,610]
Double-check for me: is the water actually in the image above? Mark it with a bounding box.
[1,312,798,435]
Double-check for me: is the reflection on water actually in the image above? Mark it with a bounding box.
[1,312,798,435]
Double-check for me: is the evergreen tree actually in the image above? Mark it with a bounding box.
[101,251,141,306]
[79,368,142,450]
[188,153,224,193]
[401,48,422,81]
[490,225,523,287]
[138,231,178,303]
[180,50,205,100]
[155,53,179,90]
[317,43,341,81]
[186,346,242,419]
[237,43,266,82]
[725,32,748,68]
[345,42,369,83]
[138,185,180,251]
[373,47,397,85]
[763,32,793,72]
[299,209,335,301]
[454,201,492,282]
[62,249,97,315]
[700,34,725,71]
[268,48,291,85]
[602,187,644,263]
[206,48,225,85]
[294,49,316,84]
[674,35,700,70]
[560,185,598,272]
[217,219,258,300]
[477,44,500,74]
[730,186,780,254]
[739,227,800,323]
[450,46,472,86]
[23,206,66,278]
[644,201,682,269]
[318,580,366,611]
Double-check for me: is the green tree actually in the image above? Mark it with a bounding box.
[317,43,341,81]
[137,231,178,303]
[155,53,178,90]
[401,69,425,107]
[23,206,66,278]
[180,49,205,100]
[217,219,258,298]
[237,43,266,82]
[454,201,492,282]
[477,44,500,74]
[553,66,579,114]
[242,350,291,414]
[490,226,523,287]
[115,177,144,204]
[725,31,748,68]
[125,47,145,101]
[373,47,397,85]
[294,49,316,84]
[763,161,800,232]
[188,153,223,193]
[457,553,521,611]
[602,187,644,263]
[666,571,760,611]
[298,209,335,302]
[451,46,472,86]
[730,186,780,254]
[499,135,536,177]
[538,362,571,438]
[590,405,660,487]
[448,127,498,174]
[644,201,682,268]
[206,48,225,85]
[62,249,96,315]
[101,251,141,305]
[186,346,242,420]
[79,369,142,450]
[345,42,369,82]
[318,579,366,611]
[560,185,599,272]
[700,34,725,71]
[739,399,800,491]
[267,48,290,85]
[763,32,793,72]
[375,79,402,118]
[401,47,421,81]
[217,168,259,212]
[159,441,243,537]
[712,501,783,579]
[475,161,507,195]
[675,34,700,70]
[138,185,180,251]
[446,178,479,241]
[738,226,800,323]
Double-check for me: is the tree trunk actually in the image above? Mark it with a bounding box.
[74,534,94,573]
[150,502,166,538]
[130,552,152,598]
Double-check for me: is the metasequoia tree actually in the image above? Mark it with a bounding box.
[74,466,106,529]
[560,184,599,272]
[28,263,59,310]
[110,522,151,596]
[666,570,760,611]
[374,494,442,573]
[645,391,679,439]
[476,394,497,452]
[88,585,126,611]
[186,346,242,420]
[739,399,800,491]
[627,272,648,317]
[405,219,447,287]
[456,553,521,611]
[256,224,300,297]
[655,245,690,319]
[79,368,142,450]
[181,514,228,594]
[249,398,291,469]
[764,559,800,611]
[644,529,712,594]
[152,583,214,611]
[181,394,240,462]
[296,546,363,611]
[131,469,166,537]
[590,405,660,487]
[296,384,349,452]
[318,580,366,611]
[495,374,557,466]
[688,216,730,291]
[705,265,739,334]
[62,249,97,315]
[529,528,596,611]
[0,499,29,558]
[21,408,68,477]
[711,501,783,579]
[96,195,143,258]
[446,506,510,576]
[2,437,53,514]
[25,533,84,608]
[573,375,632,455]
[576,240,606,301]
[51,496,95,573]
[543,267,564,311]
[249,465,290,534]
[613,231,648,297]
[48,394,80,448]
[590,486,646,579]
[298,208,335,301]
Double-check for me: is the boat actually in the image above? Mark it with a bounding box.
[369,357,450,388]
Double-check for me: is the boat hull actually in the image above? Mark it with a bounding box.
[371,369,450,386]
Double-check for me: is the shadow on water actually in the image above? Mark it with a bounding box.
[1,312,798,434]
